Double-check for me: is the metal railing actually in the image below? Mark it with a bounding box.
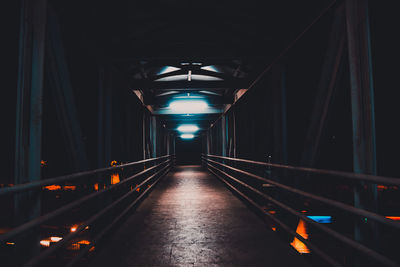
[202,154,400,267]
[0,155,174,266]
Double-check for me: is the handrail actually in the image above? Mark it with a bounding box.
[25,163,172,267]
[202,154,400,267]
[204,156,400,230]
[206,166,343,267]
[0,155,171,196]
[0,158,171,243]
[0,155,174,266]
[66,166,170,267]
[204,154,400,186]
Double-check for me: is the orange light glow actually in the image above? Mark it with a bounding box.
[301,210,307,213]
[135,184,140,192]
[40,240,51,247]
[40,160,47,167]
[70,225,78,232]
[63,185,76,190]
[377,185,388,190]
[94,183,99,191]
[6,242,15,245]
[68,243,80,251]
[268,210,276,215]
[271,227,276,231]
[89,246,95,252]
[111,173,120,184]
[67,240,91,251]
[386,216,400,221]
[78,240,90,245]
[44,185,61,191]
[50,236,62,242]
[290,219,310,254]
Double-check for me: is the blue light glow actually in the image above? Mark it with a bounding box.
[307,216,332,223]
[158,66,180,75]
[180,134,194,139]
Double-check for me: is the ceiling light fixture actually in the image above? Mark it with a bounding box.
[168,100,208,114]
[177,125,199,133]
[180,134,195,139]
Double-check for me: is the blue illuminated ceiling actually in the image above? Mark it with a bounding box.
[127,61,251,132]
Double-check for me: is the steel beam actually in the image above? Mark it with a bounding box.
[46,8,88,171]
[345,0,378,247]
[130,80,249,91]
[271,65,288,166]
[301,5,346,168]
[14,0,47,261]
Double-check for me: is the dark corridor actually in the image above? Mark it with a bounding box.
[175,137,202,165]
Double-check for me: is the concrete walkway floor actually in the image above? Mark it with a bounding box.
[88,165,310,267]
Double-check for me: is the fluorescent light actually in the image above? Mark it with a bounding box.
[177,125,199,133]
[180,134,194,139]
[158,66,180,75]
[169,100,208,114]
[201,65,218,72]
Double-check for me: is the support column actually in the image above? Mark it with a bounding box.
[14,0,47,260]
[47,8,88,171]
[233,110,237,158]
[221,115,226,156]
[272,65,288,166]
[98,64,112,169]
[345,0,377,245]
[142,112,146,160]
[151,116,157,157]
[302,5,346,167]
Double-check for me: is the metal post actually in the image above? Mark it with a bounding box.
[151,116,157,157]
[98,66,105,169]
[272,65,287,166]
[302,5,346,168]
[104,67,113,170]
[142,112,146,160]
[233,110,237,158]
[345,0,377,247]
[14,0,47,260]
[47,8,88,171]
[221,115,226,156]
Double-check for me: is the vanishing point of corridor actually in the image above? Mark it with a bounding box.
[88,166,309,267]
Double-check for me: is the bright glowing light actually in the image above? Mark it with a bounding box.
[307,216,332,223]
[50,236,62,242]
[40,240,50,247]
[111,173,120,184]
[180,134,194,139]
[386,216,400,221]
[70,226,78,232]
[201,65,218,72]
[177,125,199,133]
[290,219,310,254]
[169,100,208,114]
[158,66,180,75]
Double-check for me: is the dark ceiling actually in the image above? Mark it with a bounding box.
[54,0,335,133]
